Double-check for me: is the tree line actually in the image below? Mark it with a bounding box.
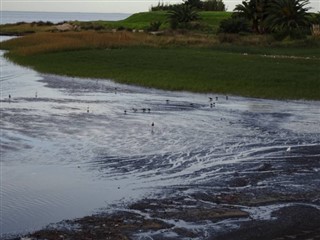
[162,0,320,39]
[151,0,225,12]
[220,0,319,39]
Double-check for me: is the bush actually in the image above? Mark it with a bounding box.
[218,17,250,33]
[217,33,240,43]
[117,26,126,31]
[272,28,310,41]
[202,0,225,11]
[150,2,178,11]
[167,5,201,29]
[311,24,320,38]
[147,21,162,31]
[150,0,226,12]
[289,28,310,39]
[272,29,289,41]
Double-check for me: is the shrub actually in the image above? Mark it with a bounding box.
[217,33,240,43]
[202,0,226,11]
[150,0,226,12]
[311,24,320,38]
[265,0,311,38]
[311,12,320,25]
[150,2,178,11]
[218,17,250,33]
[167,5,200,29]
[117,26,126,31]
[147,21,162,31]
[272,29,289,41]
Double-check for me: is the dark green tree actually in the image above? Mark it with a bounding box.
[233,0,267,33]
[264,0,311,33]
[184,0,203,9]
[202,0,226,11]
[167,4,200,29]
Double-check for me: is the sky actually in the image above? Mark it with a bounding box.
[1,0,319,13]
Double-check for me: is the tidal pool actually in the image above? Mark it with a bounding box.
[1,36,319,238]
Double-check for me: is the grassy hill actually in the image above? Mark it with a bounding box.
[81,11,231,32]
[0,11,232,35]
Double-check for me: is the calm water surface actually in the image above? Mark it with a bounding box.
[0,34,320,238]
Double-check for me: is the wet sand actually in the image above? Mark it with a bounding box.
[24,147,320,239]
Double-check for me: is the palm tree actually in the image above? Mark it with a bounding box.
[233,0,267,33]
[167,4,200,29]
[264,0,311,33]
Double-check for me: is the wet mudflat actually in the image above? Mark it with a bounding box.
[1,41,320,239]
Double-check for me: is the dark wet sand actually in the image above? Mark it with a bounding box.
[20,148,320,240]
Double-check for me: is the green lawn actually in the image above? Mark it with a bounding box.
[74,11,231,31]
[6,46,320,100]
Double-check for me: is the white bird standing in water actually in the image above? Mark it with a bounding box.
[286,146,291,152]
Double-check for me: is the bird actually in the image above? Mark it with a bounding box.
[142,108,146,113]
[286,146,291,152]
[124,110,127,115]
[216,97,219,101]
[166,99,169,104]
[87,107,90,113]
[209,97,213,102]
[35,91,38,98]
[148,108,151,113]
[226,95,228,100]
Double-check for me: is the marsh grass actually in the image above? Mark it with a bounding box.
[5,48,320,100]
[1,31,222,56]
[1,31,319,100]
[0,22,55,35]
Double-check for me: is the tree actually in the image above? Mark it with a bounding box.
[202,0,226,11]
[167,4,200,29]
[184,0,203,9]
[233,0,267,33]
[264,0,311,34]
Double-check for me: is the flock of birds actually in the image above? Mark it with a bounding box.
[6,88,293,152]
[5,90,230,131]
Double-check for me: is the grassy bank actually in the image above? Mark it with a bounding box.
[2,32,319,100]
[0,11,231,35]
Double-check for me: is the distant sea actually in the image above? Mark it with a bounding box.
[0,11,131,24]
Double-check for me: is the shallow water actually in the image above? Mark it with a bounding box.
[1,36,320,237]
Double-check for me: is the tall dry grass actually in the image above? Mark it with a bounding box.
[312,24,320,38]
[1,31,219,56]
[4,32,143,56]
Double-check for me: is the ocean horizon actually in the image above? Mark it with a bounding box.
[0,10,131,24]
